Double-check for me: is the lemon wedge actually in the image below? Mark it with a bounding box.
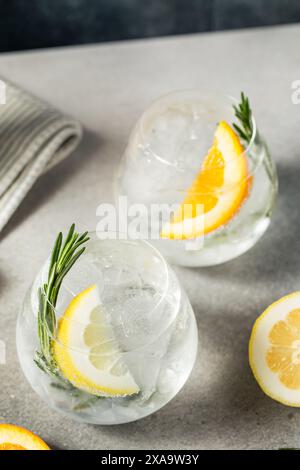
[53,285,140,397]
[249,292,300,406]
[161,121,250,239]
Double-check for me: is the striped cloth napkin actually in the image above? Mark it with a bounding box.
[0,78,82,232]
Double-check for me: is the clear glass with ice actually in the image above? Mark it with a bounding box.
[116,90,277,266]
[17,235,198,424]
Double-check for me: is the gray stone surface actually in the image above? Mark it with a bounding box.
[0,24,300,450]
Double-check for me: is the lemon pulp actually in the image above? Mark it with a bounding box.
[53,285,140,397]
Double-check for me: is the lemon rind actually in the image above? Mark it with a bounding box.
[249,291,300,407]
[53,285,140,397]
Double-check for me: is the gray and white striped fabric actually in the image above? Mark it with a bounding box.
[0,78,82,232]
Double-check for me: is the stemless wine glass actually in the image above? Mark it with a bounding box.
[17,234,198,424]
[115,90,277,267]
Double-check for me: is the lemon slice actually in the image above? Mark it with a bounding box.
[53,285,140,397]
[161,121,250,239]
[0,424,50,450]
[249,292,300,406]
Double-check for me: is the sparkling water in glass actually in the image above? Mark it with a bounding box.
[116,90,277,267]
[17,235,198,424]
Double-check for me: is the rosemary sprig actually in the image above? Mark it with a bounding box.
[232,92,254,144]
[34,224,89,386]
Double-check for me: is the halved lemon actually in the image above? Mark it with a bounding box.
[0,424,50,450]
[249,292,300,406]
[161,120,250,239]
[53,285,139,397]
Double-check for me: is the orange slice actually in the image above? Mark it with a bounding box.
[0,424,50,450]
[161,120,250,239]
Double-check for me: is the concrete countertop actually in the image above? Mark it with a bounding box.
[0,24,300,450]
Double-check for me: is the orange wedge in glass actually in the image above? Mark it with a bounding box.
[0,424,50,450]
[161,120,250,239]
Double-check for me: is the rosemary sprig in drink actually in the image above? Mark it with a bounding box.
[232,92,254,145]
[34,224,89,388]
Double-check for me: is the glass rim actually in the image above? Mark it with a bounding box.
[135,88,258,172]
